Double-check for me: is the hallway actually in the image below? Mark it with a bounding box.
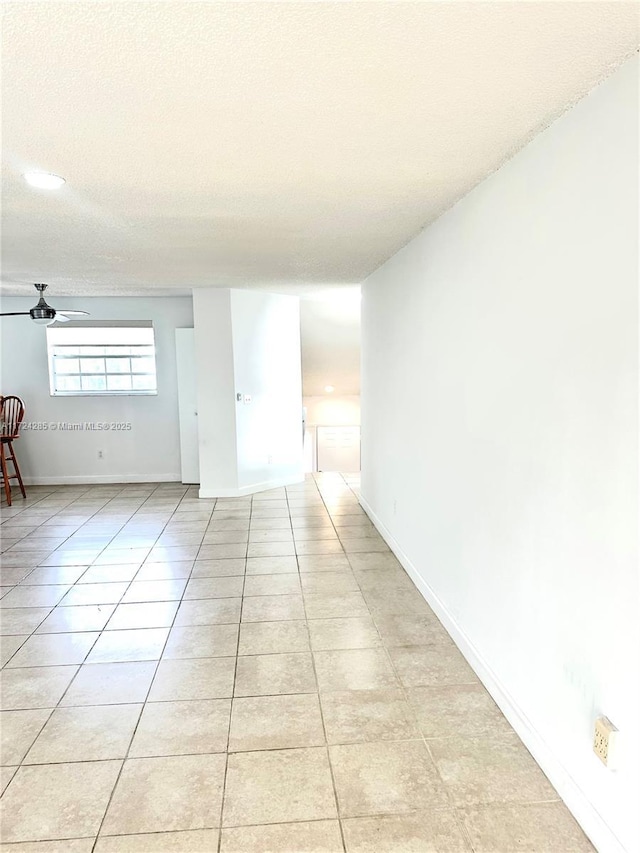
[1,475,593,851]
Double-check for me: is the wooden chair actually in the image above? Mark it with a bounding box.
[0,395,27,506]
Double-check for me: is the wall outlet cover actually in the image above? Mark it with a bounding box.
[593,715,619,769]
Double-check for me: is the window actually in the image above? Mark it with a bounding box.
[46,324,157,396]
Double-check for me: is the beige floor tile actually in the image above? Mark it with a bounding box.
[429,734,558,807]
[106,601,179,630]
[249,517,292,530]
[364,587,433,617]
[207,519,249,532]
[134,561,194,581]
[229,693,325,751]
[78,564,140,584]
[314,648,398,692]
[146,545,200,563]
[461,803,594,852]
[243,573,301,597]
[330,740,449,817]
[62,583,128,606]
[0,665,78,710]
[0,585,70,609]
[346,553,400,571]
[190,559,246,578]
[205,530,250,544]
[60,661,156,706]
[183,576,244,599]
[148,657,235,701]
[248,529,293,543]
[342,811,471,852]
[21,566,88,585]
[244,556,298,575]
[301,572,360,595]
[297,555,352,573]
[0,633,27,665]
[0,765,17,795]
[373,612,454,645]
[238,620,310,655]
[234,652,316,696]
[36,604,116,633]
[296,541,344,557]
[340,539,389,554]
[174,598,242,626]
[24,703,141,763]
[129,699,231,757]
[0,608,51,635]
[0,567,35,585]
[352,567,416,592]
[6,631,99,667]
[0,839,95,853]
[388,645,478,687]
[0,760,121,842]
[407,684,512,739]
[223,748,337,826]
[86,628,169,663]
[221,820,343,853]
[197,544,247,560]
[241,594,305,622]
[304,592,369,619]
[121,580,187,603]
[95,829,220,852]
[294,527,339,541]
[308,617,381,651]
[321,689,419,744]
[0,709,50,764]
[247,542,296,558]
[102,754,225,834]
[163,624,239,659]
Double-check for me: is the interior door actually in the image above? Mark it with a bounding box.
[317,425,361,473]
[175,328,200,484]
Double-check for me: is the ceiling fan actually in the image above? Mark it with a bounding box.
[0,283,89,326]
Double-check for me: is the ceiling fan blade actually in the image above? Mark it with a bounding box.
[0,312,30,316]
[57,310,89,316]
[54,314,71,323]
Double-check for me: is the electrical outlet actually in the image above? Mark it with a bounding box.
[593,716,619,768]
[98,450,104,459]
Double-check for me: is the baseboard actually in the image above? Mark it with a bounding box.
[22,474,181,485]
[359,494,627,853]
[199,474,304,499]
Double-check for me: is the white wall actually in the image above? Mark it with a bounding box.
[194,288,303,497]
[303,395,360,426]
[361,57,638,853]
[0,297,193,483]
[193,289,238,493]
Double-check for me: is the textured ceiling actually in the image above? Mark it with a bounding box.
[1,1,638,297]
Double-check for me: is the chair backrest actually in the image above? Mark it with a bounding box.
[0,396,25,439]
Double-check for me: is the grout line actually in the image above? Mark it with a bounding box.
[216,493,251,852]
[290,479,347,853]
[89,488,215,850]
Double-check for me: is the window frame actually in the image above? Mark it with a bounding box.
[46,326,159,397]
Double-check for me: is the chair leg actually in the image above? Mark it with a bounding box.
[8,441,26,499]
[0,444,11,506]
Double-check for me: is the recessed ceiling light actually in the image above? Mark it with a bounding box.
[23,172,66,189]
[324,385,335,393]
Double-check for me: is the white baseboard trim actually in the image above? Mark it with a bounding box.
[199,474,304,499]
[23,474,181,485]
[359,494,626,853]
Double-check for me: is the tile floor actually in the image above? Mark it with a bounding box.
[0,474,593,852]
